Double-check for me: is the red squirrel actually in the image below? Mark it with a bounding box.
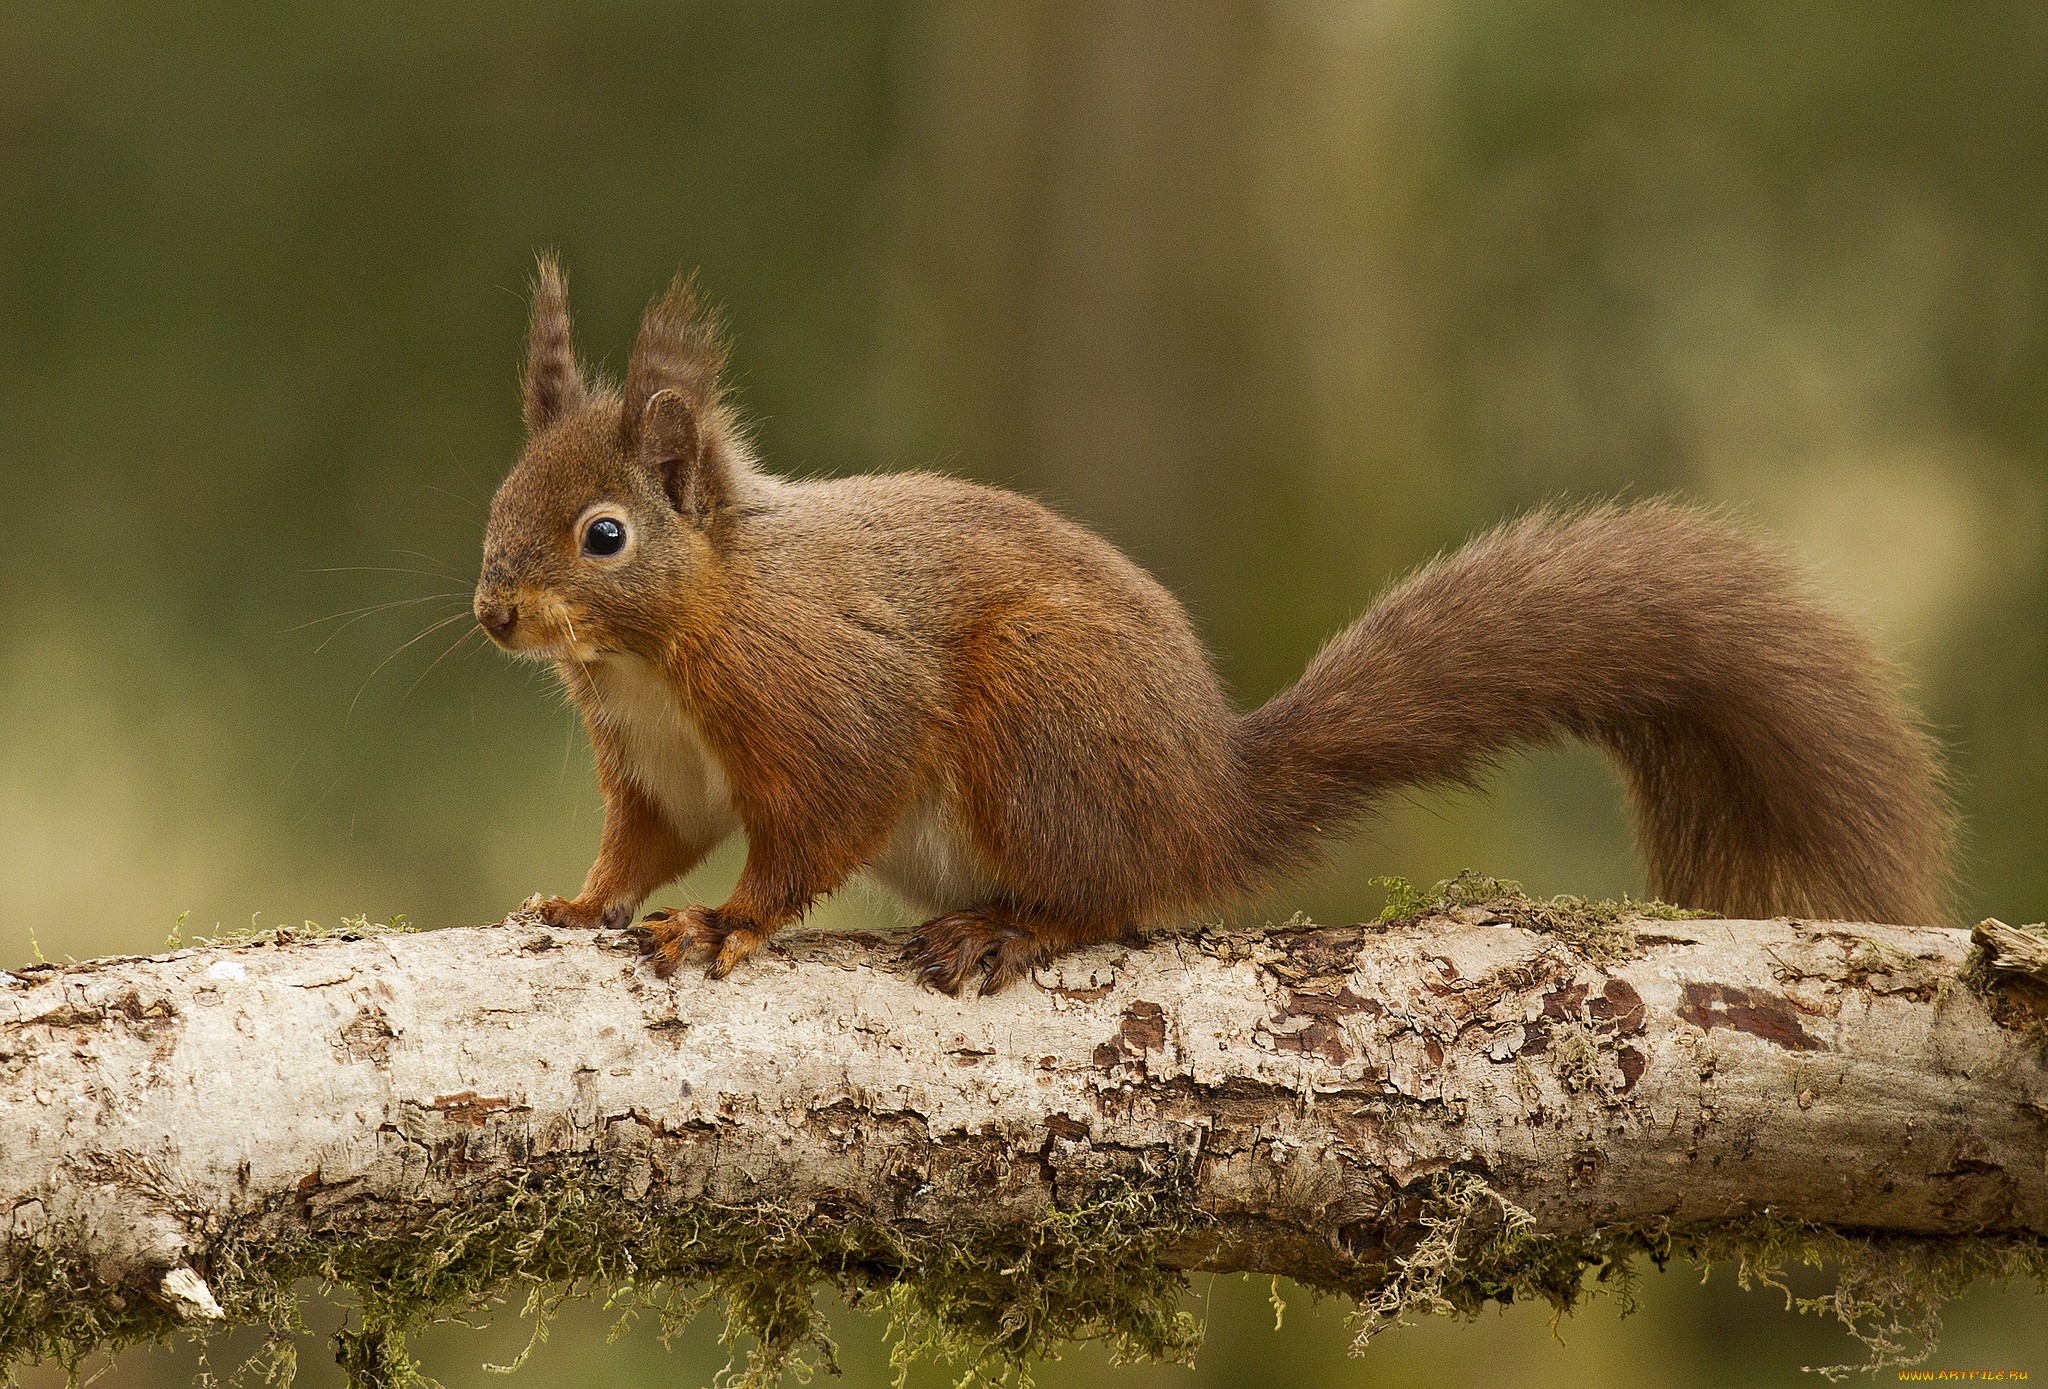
[475,258,1956,995]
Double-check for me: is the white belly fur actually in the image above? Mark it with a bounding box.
[586,657,997,911]
[585,657,739,849]
[867,785,1003,913]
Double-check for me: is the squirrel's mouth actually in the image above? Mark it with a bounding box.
[474,592,604,663]
[490,633,608,665]
[501,636,604,663]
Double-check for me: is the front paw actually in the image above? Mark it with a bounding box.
[521,894,634,931]
[637,905,767,981]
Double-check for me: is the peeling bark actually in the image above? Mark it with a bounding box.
[2,905,2046,1374]
[1978,917,2048,982]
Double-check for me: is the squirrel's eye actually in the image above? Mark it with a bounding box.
[582,516,627,558]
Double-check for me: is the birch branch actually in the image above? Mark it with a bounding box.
[3,889,2046,1384]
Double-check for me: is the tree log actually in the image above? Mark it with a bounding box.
[3,892,2046,1382]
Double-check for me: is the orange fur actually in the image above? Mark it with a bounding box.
[477,260,1959,995]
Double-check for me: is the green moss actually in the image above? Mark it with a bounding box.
[6,1159,2045,1387]
[1,1244,178,1384]
[0,1216,312,1387]
[1680,1216,2048,1379]
[1,1162,1203,1389]
[1347,1170,2048,1380]
[1372,871,1708,965]
[193,913,418,950]
[1347,1168,1662,1349]
[877,1183,1201,1387]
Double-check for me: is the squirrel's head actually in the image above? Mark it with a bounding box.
[476,256,746,663]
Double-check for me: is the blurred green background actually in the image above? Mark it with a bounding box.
[4,1,2045,1384]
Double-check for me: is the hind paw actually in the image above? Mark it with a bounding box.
[903,910,1051,996]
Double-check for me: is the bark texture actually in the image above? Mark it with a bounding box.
[3,897,2046,1377]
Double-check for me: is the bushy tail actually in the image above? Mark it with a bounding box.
[1232,502,1956,924]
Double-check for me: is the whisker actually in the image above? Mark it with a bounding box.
[345,610,476,729]
[309,565,475,585]
[442,438,489,493]
[401,625,487,706]
[393,550,475,584]
[292,593,466,645]
[425,481,484,516]
[296,592,464,627]
[315,599,467,655]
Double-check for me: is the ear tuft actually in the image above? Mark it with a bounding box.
[642,389,725,525]
[522,252,589,433]
[619,272,729,454]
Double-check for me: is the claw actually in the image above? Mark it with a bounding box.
[903,911,1050,996]
[638,905,719,977]
[638,906,767,981]
[706,927,765,980]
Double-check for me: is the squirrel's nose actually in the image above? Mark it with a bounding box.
[476,599,519,640]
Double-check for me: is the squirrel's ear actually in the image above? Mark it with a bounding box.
[622,273,735,526]
[522,253,589,434]
[620,271,728,448]
[641,389,726,526]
